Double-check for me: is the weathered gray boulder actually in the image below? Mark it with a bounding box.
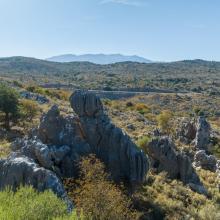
[38,105,91,156]
[0,155,72,209]
[195,117,210,150]
[20,91,49,104]
[70,90,103,117]
[193,150,217,172]
[12,138,79,178]
[177,117,211,151]
[148,136,206,194]
[147,137,179,178]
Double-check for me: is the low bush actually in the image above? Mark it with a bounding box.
[0,186,82,220]
[19,99,40,122]
[64,155,138,220]
[0,84,19,130]
[137,135,152,154]
[44,89,70,101]
[26,85,70,101]
[0,139,11,158]
[156,110,173,134]
[135,103,150,115]
[138,172,220,220]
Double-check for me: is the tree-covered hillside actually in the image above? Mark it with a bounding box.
[0,57,220,93]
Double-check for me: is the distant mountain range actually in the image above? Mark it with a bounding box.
[46,54,151,64]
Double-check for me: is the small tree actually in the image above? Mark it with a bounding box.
[19,99,39,122]
[64,155,138,220]
[0,84,19,130]
[156,110,173,134]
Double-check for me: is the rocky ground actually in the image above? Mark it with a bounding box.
[0,89,219,219]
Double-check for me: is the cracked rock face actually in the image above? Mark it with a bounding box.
[70,90,103,117]
[0,155,64,196]
[0,90,149,205]
[147,136,207,195]
[193,150,217,172]
[177,117,211,150]
[195,117,211,150]
[176,118,197,144]
[70,90,149,184]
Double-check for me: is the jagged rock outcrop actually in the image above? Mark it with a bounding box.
[0,155,72,210]
[193,150,218,172]
[70,90,149,184]
[177,117,211,150]
[195,117,211,150]
[0,90,149,204]
[176,118,197,144]
[148,136,207,194]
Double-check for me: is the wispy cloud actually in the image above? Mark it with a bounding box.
[100,0,145,7]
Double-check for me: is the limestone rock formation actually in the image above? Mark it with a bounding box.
[193,150,218,172]
[0,90,149,204]
[176,118,197,144]
[147,136,207,194]
[69,90,149,184]
[195,117,211,150]
[0,155,72,209]
[177,117,211,150]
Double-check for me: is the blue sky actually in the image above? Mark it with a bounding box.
[0,0,219,61]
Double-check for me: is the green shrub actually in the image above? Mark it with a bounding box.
[26,85,44,94]
[26,85,70,101]
[156,110,173,134]
[0,186,81,220]
[0,84,19,130]
[53,211,85,220]
[45,89,70,101]
[198,204,220,220]
[19,99,39,122]
[13,80,23,88]
[193,106,205,116]
[139,172,220,220]
[137,135,152,154]
[0,139,11,158]
[135,103,150,115]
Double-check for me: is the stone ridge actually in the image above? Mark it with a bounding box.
[147,136,207,195]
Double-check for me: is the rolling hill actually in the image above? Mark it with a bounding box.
[0,57,220,93]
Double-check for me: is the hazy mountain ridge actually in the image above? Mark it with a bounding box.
[46,53,151,64]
